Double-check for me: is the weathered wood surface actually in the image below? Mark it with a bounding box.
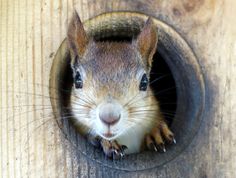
[0,0,236,177]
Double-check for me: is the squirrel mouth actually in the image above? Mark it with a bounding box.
[102,127,116,139]
[102,128,116,139]
[103,132,114,138]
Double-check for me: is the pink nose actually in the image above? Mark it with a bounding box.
[99,103,121,125]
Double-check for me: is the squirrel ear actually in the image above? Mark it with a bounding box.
[136,18,158,68]
[67,11,89,59]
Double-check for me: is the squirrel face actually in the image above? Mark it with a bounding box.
[67,11,158,140]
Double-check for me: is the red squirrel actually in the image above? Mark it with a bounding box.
[67,11,175,159]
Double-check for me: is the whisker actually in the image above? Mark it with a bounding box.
[0,104,53,110]
[140,102,176,107]
[24,117,55,149]
[7,81,72,93]
[161,113,176,117]
[149,72,167,75]
[2,90,60,101]
[129,109,158,112]
[78,92,97,106]
[126,87,176,108]
[73,94,96,107]
[1,106,53,123]
[149,74,170,85]
[19,114,55,130]
[70,100,93,109]
[123,92,140,108]
[152,86,176,96]
[160,110,177,114]
[126,118,156,125]
[75,95,97,106]
[23,113,86,150]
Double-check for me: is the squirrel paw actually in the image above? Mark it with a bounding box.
[146,122,176,153]
[100,139,128,159]
[87,135,102,148]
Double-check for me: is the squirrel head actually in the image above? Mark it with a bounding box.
[67,11,158,140]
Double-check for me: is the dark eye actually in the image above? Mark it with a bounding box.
[139,73,148,91]
[75,71,83,89]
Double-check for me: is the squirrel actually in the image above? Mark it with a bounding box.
[67,11,175,159]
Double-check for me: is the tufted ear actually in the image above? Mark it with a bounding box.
[136,18,158,69]
[67,11,89,61]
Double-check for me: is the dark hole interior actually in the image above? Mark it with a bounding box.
[150,52,177,125]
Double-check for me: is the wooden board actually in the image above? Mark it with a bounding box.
[1,0,236,177]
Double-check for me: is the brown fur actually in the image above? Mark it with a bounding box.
[67,11,89,60]
[79,42,143,95]
[136,18,158,68]
[68,11,174,159]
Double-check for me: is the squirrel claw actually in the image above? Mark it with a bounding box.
[149,142,158,152]
[121,145,128,150]
[167,135,176,145]
[101,140,127,159]
[173,138,177,144]
[114,149,118,155]
[158,144,166,153]
[121,145,127,157]
[119,145,128,158]
[146,121,175,153]
[166,133,176,144]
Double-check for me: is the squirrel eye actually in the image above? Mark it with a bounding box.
[139,73,148,91]
[75,71,83,89]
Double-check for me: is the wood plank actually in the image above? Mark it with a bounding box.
[0,0,236,177]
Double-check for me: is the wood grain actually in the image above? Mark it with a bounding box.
[0,0,236,177]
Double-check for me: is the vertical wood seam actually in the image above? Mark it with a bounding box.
[0,0,3,176]
[31,0,37,176]
[5,0,9,177]
[17,0,22,176]
[40,0,46,177]
[24,0,30,176]
[12,0,16,177]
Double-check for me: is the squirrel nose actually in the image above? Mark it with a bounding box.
[99,103,121,125]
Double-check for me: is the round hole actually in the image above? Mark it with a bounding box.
[49,12,205,171]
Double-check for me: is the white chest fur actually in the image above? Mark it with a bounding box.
[116,122,153,154]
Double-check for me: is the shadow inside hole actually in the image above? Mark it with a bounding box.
[150,52,177,125]
[56,53,73,118]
